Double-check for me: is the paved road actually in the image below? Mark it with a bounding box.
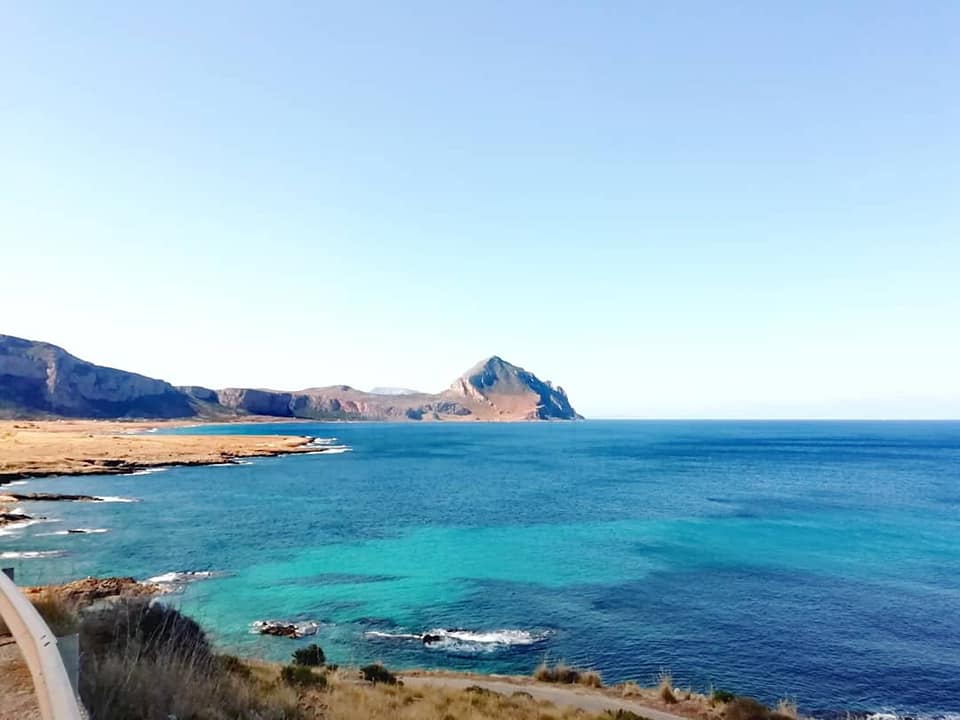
[400,675,688,720]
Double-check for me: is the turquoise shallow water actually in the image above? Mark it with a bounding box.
[2,421,959,717]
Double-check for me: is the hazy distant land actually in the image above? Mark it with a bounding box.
[0,334,581,422]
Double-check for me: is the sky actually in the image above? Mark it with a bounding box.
[1,1,958,418]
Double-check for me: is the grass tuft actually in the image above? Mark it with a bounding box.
[534,660,603,687]
[657,671,677,704]
[30,588,80,636]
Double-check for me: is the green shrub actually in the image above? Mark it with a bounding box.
[725,696,772,720]
[360,663,398,685]
[292,643,325,667]
[712,689,736,704]
[280,664,326,688]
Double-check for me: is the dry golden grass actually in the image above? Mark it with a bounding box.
[657,671,678,704]
[534,660,603,687]
[28,588,80,636]
[3,583,802,720]
[309,672,608,720]
[776,698,798,719]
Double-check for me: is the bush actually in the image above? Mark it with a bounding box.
[725,697,773,720]
[361,663,398,685]
[534,661,602,687]
[281,664,326,688]
[712,689,736,704]
[77,600,302,719]
[579,670,603,688]
[82,598,210,663]
[292,643,325,667]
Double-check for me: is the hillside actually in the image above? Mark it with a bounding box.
[0,335,195,419]
[0,335,581,421]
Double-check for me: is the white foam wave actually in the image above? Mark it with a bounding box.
[428,629,544,646]
[0,550,67,559]
[305,437,339,447]
[40,528,109,536]
[305,446,352,455]
[4,480,29,486]
[365,627,548,653]
[147,570,218,585]
[0,518,44,535]
[129,467,168,476]
[365,631,423,641]
[95,496,139,503]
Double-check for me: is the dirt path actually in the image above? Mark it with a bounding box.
[400,675,689,720]
[0,636,41,720]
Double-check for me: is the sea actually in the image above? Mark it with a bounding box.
[2,420,958,718]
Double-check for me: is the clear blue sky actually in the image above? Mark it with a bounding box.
[2,2,958,418]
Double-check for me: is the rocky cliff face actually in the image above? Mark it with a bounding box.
[216,357,581,421]
[0,335,196,418]
[215,385,476,421]
[445,356,582,420]
[0,335,581,421]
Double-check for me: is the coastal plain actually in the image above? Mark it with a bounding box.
[0,419,314,483]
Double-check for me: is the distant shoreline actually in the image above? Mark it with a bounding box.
[0,418,319,485]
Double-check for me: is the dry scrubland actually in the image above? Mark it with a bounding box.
[0,419,314,480]
[0,584,802,720]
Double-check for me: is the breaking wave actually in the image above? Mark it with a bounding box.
[129,467,168,476]
[0,550,67,559]
[40,528,110,536]
[148,570,219,584]
[364,627,549,653]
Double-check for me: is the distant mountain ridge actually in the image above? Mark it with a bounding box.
[0,334,581,421]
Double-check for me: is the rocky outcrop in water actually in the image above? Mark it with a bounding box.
[25,576,161,604]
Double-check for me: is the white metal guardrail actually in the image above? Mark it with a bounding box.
[0,570,84,720]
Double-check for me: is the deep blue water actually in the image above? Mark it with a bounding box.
[3,421,959,717]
